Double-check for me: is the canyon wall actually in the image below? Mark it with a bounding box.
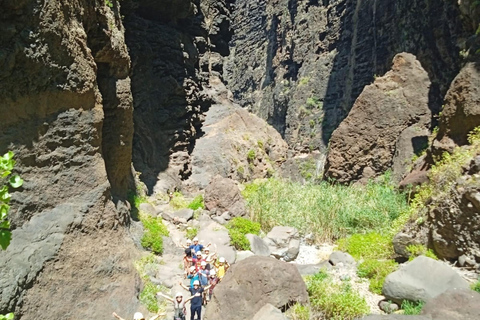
[225,0,466,157]
[0,0,139,318]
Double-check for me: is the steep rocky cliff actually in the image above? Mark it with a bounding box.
[0,0,139,318]
[224,0,467,156]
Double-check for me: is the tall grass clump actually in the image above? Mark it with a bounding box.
[135,254,168,313]
[187,195,205,210]
[471,280,480,293]
[140,214,169,254]
[285,303,311,320]
[401,300,424,315]
[307,271,369,320]
[243,174,408,242]
[225,217,261,250]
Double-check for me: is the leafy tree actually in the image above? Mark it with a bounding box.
[0,151,23,250]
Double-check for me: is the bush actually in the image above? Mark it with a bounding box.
[135,254,168,313]
[471,280,480,293]
[186,227,198,240]
[170,191,188,210]
[401,300,424,315]
[243,176,408,242]
[139,281,162,313]
[226,217,261,250]
[406,244,438,260]
[286,303,310,320]
[357,259,398,294]
[247,149,256,162]
[337,232,394,260]
[140,214,169,254]
[307,271,369,320]
[187,195,204,210]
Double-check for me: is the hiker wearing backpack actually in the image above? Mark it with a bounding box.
[179,280,212,320]
[157,292,195,320]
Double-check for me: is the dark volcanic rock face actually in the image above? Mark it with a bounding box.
[324,53,432,183]
[224,0,467,154]
[122,0,233,193]
[0,0,138,318]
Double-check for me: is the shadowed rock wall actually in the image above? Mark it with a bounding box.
[0,0,138,318]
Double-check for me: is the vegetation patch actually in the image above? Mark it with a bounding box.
[247,149,256,162]
[186,227,198,240]
[243,175,408,242]
[357,259,398,294]
[170,191,188,210]
[406,244,438,260]
[135,254,168,313]
[285,303,311,320]
[337,232,394,260]
[140,214,169,254]
[401,300,424,315]
[307,271,369,320]
[187,195,204,210]
[225,217,261,250]
[471,280,480,293]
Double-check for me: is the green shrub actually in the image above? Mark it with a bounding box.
[471,280,480,293]
[0,314,14,320]
[401,300,424,315]
[186,227,198,240]
[357,259,398,294]
[226,217,261,250]
[307,271,369,320]
[243,177,408,242]
[407,244,438,260]
[337,232,394,260]
[0,151,23,250]
[187,195,205,210]
[139,281,161,313]
[170,191,188,210]
[140,214,169,254]
[247,149,256,162]
[135,254,168,313]
[286,303,310,320]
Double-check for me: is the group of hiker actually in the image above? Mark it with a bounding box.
[113,237,230,320]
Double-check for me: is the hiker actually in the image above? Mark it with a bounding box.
[192,251,206,271]
[207,269,219,302]
[197,261,210,304]
[187,266,199,288]
[189,238,211,259]
[214,257,230,281]
[179,280,211,320]
[112,312,161,320]
[203,246,217,270]
[182,239,192,249]
[157,292,195,320]
[183,248,193,277]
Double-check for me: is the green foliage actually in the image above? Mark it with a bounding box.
[286,303,310,320]
[307,271,369,320]
[357,259,398,294]
[140,214,169,254]
[186,227,198,240]
[0,314,14,320]
[407,244,438,260]
[337,232,394,260]
[134,254,167,313]
[243,176,408,242]
[401,300,424,315]
[225,217,261,250]
[0,151,23,250]
[306,96,322,109]
[298,77,310,86]
[170,191,188,210]
[105,0,113,8]
[408,127,480,225]
[471,280,480,293]
[247,149,256,162]
[187,195,204,210]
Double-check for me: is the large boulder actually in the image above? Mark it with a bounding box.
[246,234,271,256]
[382,256,469,304]
[265,226,300,262]
[196,220,236,263]
[324,53,432,183]
[329,251,356,266]
[421,288,480,320]
[204,256,309,320]
[252,304,288,320]
[432,62,480,155]
[203,176,247,217]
